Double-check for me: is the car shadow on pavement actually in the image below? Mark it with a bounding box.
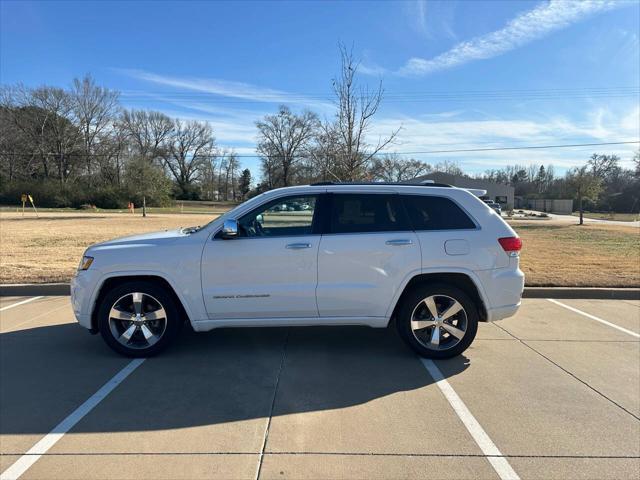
[0,322,470,436]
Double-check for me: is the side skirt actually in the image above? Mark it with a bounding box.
[191,316,389,332]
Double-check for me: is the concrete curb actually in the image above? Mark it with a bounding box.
[0,283,70,296]
[1,283,639,300]
[522,287,639,300]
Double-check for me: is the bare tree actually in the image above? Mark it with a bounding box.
[1,85,82,182]
[223,152,240,200]
[331,44,399,181]
[369,154,431,182]
[71,74,119,178]
[587,153,619,179]
[30,86,82,183]
[120,109,173,162]
[164,119,216,197]
[434,159,464,176]
[256,105,319,187]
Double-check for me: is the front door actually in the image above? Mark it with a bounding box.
[201,194,320,319]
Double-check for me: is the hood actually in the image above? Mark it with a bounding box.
[88,228,189,251]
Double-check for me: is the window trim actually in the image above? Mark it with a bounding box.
[399,193,480,232]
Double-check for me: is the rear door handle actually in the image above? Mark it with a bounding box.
[385,239,413,246]
[286,242,312,249]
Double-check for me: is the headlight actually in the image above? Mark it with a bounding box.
[78,256,94,271]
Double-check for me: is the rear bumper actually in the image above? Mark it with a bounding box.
[487,302,520,322]
[476,265,524,322]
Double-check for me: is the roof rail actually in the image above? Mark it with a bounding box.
[310,181,452,187]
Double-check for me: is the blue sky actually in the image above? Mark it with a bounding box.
[1,0,639,176]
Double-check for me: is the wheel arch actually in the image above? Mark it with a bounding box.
[90,274,191,332]
[389,272,488,325]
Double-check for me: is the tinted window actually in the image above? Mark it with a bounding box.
[402,195,476,231]
[329,194,409,234]
[238,195,317,237]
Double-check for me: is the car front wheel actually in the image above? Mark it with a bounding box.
[97,281,182,357]
[396,283,479,359]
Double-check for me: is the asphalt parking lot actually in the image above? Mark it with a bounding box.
[0,296,638,480]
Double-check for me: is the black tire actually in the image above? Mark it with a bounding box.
[396,283,478,359]
[97,280,182,357]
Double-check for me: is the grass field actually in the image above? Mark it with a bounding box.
[510,222,639,287]
[1,211,638,286]
[570,212,639,222]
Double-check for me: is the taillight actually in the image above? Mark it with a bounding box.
[498,237,522,256]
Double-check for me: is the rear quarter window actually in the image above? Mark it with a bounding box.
[401,195,476,231]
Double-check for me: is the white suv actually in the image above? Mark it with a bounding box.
[71,183,524,358]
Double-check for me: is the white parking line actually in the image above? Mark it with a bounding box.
[0,359,146,480]
[0,297,44,313]
[547,298,640,339]
[421,359,520,480]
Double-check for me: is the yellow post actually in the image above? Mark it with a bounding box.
[27,195,38,217]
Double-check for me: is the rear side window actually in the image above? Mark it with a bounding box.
[402,195,476,231]
[329,194,409,234]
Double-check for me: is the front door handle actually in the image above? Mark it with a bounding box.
[286,242,312,249]
[385,239,413,246]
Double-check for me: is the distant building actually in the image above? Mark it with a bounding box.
[405,172,515,209]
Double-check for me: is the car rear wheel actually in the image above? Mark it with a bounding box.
[97,281,182,357]
[396,283,478,359]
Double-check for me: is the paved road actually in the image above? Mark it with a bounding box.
[509,210,640,227]
[1,296,638,479]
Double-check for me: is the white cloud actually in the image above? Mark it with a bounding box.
[366,106,640,171]
[398,0,624,76]
[117,68,333,110]
[358,63,388,76]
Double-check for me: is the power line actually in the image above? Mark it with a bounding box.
[119,86,640,104]
[2,140,637,158]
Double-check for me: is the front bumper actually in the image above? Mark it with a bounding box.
[70,270,100,329]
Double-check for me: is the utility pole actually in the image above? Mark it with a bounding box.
[142,196,146,217]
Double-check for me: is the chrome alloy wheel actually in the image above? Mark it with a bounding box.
[108,292,167,350]
[410,294,468,351]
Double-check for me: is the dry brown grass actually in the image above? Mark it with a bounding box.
[1,212,638,286]
[512,221,639,287]
[0,211,217,283]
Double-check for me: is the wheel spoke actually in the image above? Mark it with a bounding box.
[411,319,436,330]
[441,322,465,339]
[429,326,440,346]
[140,324,158,344]
[144,307,166,322]
[423,296,438,319]
[109,307,131,321]
[440,300,463,321]
[132,292,143,315]
[119,324,137,342]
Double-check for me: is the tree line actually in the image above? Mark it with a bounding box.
[0,76,252,208]
[477,152,640,220]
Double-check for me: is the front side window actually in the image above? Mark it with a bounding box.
[402,195,476,231]
[329,194,409,234]
[237,195,317,237]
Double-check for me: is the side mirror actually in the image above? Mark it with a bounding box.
[221,218,239,239]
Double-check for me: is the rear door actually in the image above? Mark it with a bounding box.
[316,192,421,318]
